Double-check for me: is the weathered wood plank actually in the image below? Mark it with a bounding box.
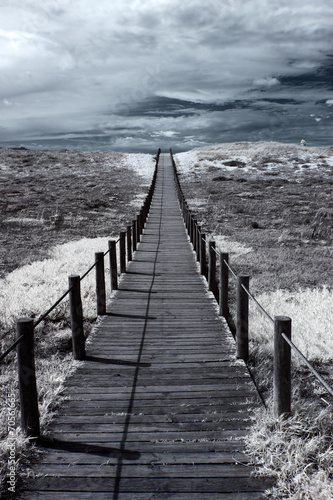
[23,476,271,493]
[34,463,254,478]
[21,493,268,500]
[32,450,251,465]
[52,412,253,425]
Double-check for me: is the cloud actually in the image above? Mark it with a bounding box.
[253,77,281,88]
[0,0,332,149]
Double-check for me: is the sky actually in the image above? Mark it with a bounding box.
[0,0,332,152]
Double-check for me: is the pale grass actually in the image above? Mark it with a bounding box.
[0,236,113,336]
[249,286,333,362]
[206,233,253,259]
[247,401,333,499]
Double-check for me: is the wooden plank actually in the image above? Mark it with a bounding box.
[21,493,268,500]
[29,440,248,454]
[52,412,253,424]
[47,421,252,433]
[22,476,271,493]
[33,450,251,465]
[35,463,254,478]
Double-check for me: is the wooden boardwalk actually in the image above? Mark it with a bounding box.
[21,153,272,499]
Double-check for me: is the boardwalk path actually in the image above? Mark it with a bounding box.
[21,153,272,499]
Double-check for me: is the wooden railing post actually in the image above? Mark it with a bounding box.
[17,318,40,439]
[236,275,250,361]
[136,215,141,243]
[95,252,106,315]
[127,225,132,262]
[183,207,186,227]
[209,241,218,300]
[132,219,137,252]
[120,231,126,273]
[196,226,201,262]
[140,208,145,232]
[274,316,292,417]
[68,275,85,360]
[108,240,118,291]
[189,214,193,241]
[200,233,207,278]
[193,219,198,253]
[219,252,229,319]
[191,217,195,246]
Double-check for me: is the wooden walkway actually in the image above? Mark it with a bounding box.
[21,153,272,499]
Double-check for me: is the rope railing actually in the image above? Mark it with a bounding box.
[281,332,333,398]
[0,148,161,438]
[223,258,237,279]
[240,283,274,324]
[169,148,333,417]
[0,334,25,363]
[34,286,74,328]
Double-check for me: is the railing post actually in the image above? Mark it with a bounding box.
[127,225,132,262]
[108,240,118,291]
[17,318,40,439]
[274,316,292,417]
[132,219,137,252]
[68,275,85,360]
[191,217,195,245]
[187,212,191,236]
[193,219,198,253]
[196,226,201,262]
[184,207,187,227]
[140,208,145,232]
[120,231,126,273]
[200,233,207,278]
[95,252,106,315]
[236,275,250,361]
[219,252,229,319]
[209,241,218,300]
[136,215,141,243]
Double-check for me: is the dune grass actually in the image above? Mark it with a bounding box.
[247,403,333,499]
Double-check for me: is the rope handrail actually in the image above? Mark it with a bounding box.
[200,236,238,278]
[216,238,332,399]
[1,238,132,361]
[34,286,74,328]
[0,334,24,362]
[223,258,237,279]
[0,149,159,364]
[80,257,101,282]
[211,245,219,257]
[241,284,274,324]
[281,332,333,397]
[171,150,333,403]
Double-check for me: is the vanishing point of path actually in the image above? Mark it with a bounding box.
[20,153,272,499]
